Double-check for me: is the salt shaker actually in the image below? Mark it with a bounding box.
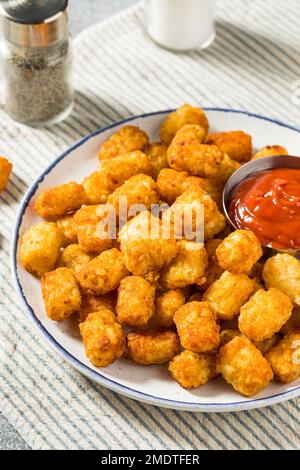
[0,0,73,126]
[145,0,216,51]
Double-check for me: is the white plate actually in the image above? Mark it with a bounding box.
[11,109,300,413]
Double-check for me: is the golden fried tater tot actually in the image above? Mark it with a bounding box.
[252,145,288,161]
[255,334,281,356]
[157,168,206,205]
[220,329,241,347]
[77,248,128,295]
[145,142,168,178]
[79,291,117,323]
[266,329,300,383]
[101,151,154,189]
[82,171,112,205]
[56,214,77,247]
[174,301,220,353]
[34,182,86,220]
[239,288,292,342]
[203,271,255,321]
[169,351,217,389]
[41,267,81,321]
[19,221,63,277]
[217,336,273,396]
[0,156,12,193]
[127,330,180,365]
[160,105,209,145]
[118,211,178,277]
[160,240,208,289]
[281,308,300,336]
[206,131,253,163]
[98,126,149,161]
[150,289,186,328]
[107,174,159,216]
[73,204,113,254]
[80,309,125,367]
[263,254,300,306]
[57,244,95,278]
[216,230,263,274]
[199,239,224,291]
[116,276,155,327]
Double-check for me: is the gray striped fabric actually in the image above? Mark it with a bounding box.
[1,0,300,450]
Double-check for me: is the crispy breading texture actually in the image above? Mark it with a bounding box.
[203,271,255,321]
[239,288,293,342]
[174,301,220,353]
[127,330,180,365]
[150,289,186,328]
[118,211,178,277]
[220,329,241,347]
[157,168,206,205]
[80,309,125,367]
[0,156,12,193]
[169,351,217,389]
[199,239,224,290]
[160,240,208,289]
[206,131,252,163]
[263,254,300,306]
[79,292,117,323]
[34,182,86,220]
[42,267,81,321]
[73,204,113,254]
[281,308,300,336]
[101,151,154,189]
[160,105,209,145]
[56,214,78,247]
[145,142,168,178]
[19,221,63,277]
[255,334,281,356]
[77,248,128,295]
[266,329,300,383]
[107,174,159,215]
[98,126,149,161]
[82,171,112,205]
[217,336,274,396]
[57,244,95,278]
[116,276,155,327]
[252,145,288,161]
[216,230,263,274]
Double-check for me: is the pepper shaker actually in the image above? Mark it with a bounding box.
[145,0,216,51]
[0,0,73,126]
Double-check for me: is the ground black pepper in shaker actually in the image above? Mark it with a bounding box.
[0,0,73,126]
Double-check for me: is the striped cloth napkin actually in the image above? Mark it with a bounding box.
[1,0,300,450]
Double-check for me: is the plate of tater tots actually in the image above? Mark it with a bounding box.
[12,105,300,412]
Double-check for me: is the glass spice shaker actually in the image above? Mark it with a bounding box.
[0,0,73,126]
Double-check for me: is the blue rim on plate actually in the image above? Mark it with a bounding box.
[11,108,300,412]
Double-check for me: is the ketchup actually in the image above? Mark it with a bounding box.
[228,168,300,250]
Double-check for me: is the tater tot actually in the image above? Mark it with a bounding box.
[98,126,149,161]
[160,240,208,289]
[217,336,273,396]
[263,254,300,306]
[281,308,300,335]
[82,171,112,205]
[118,211,178,277]
[199,239,224,290]
[266,329,300,383]
[216,230,263,274]
[19,221,63,277]
[239,288,293,342]
[56,214,77,247]
[107,174,159,216]
[80,309,125,367]
[203,271,255,321]
[127,330,180,365]
[160,105,209,145]
[57,244,95,278]
[41,267,81,321]
[206,131,253,163]
[79,292,117,323]
[77,248,128,295]
[174,302,220,353]
[0,156,12,193]
[34,182,86,220]
[252,145,288,161]
[116,276,155,327]
[150,289,186,328]
[220,329,241,347]
[101,151,154,189]
[73,204,113,254]
[145,142,168,178]
[156,168,206,205]
[169,351,217,389]
[255,334,281,356]
[163,187,226,241]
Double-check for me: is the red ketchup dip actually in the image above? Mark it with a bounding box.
[228,168,300,250]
